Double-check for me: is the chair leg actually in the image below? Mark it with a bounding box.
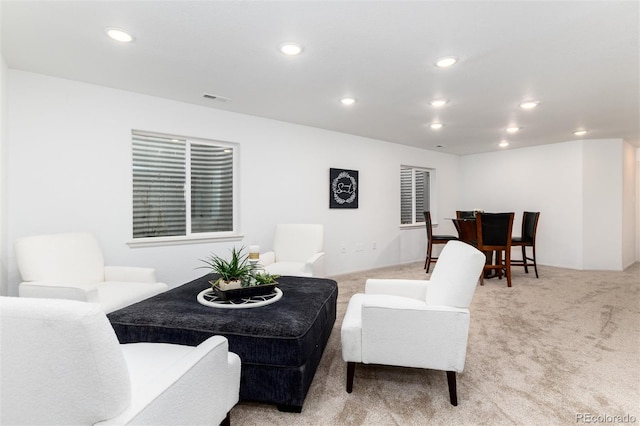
[425,243,433,273]
[521,245,529,274]
[446,371,458,406]
[346,362,355,393]
[220,412,231,426]
[505,250,512,287]
[532,245,539,278]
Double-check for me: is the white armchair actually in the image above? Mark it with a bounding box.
[259,224,325,277]
[0,296,241,426]
[341,240,485,405]
[15,232,168,313]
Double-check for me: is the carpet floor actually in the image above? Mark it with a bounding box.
[231,262,640,425]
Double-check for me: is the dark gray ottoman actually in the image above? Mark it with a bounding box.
[107,274,338,412]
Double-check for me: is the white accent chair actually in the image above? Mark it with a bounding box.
[259,224,325,277]
[0,296,241,426]
[341,240,485,406]
[15,232,168,313]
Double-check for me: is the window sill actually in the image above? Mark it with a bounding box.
[399,223,426,230]
[127,232,245,248]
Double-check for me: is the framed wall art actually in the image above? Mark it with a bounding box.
[329,168,358,209]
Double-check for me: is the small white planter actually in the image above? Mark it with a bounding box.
[215,279,242,291]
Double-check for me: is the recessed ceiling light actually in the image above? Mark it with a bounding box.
[499,140,510,148]
[435,56,458,68]
[340,97,356,105]
[279,42,303,55]
[519,100,539,109]
[105,27,134,43]
[430,99,448,107]
[430,123,443,130]
[506,127,520,133]
[573,129,588,136]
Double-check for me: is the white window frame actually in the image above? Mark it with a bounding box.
[400,165,437,228]
[128,130,242,247]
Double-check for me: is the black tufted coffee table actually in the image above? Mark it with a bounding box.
[108,274,338,412]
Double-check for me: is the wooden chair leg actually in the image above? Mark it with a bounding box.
[532,246,539,278]
[521,245,529,274]
[346,362,355,393]
[425,243,433,273]
[505,251,512,287]
[446,371,458,406]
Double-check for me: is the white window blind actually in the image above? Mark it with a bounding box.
[400,166,432,225]
[190,143,233,233]
[132,132,235,239]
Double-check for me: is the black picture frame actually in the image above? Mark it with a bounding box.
[329,168,358,209]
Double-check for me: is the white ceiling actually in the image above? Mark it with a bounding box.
[1,0,638,155]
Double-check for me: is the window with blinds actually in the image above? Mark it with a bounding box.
[132,131,235,239]
[400,166,432,225]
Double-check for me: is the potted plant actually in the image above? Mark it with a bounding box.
[200,246,255,291]
[253,271,280,286]
[200,247,279,301]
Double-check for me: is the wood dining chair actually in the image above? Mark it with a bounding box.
[452,218,477,246]
[511,212,540,278]
[475,212,515,287]
[424,211,458,273]
[456,210,476,219]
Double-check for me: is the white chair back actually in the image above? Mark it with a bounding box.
[273,224,323,263]
[0,296,131,425]
[426,241,485,308]
[15,232,105,284]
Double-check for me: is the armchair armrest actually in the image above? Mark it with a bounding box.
[104,266,157,283]
[259,251,276,267]
[305,252,325,277]
[365,278,429,300]
[361,296,470,371]
[19,281,100,303]
[99,336,239,426]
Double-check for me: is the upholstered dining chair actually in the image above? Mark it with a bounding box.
[0,296,241,426]
[341,240,486,406]
[423,211,458,273]
[511,211,540,278]
[475,212,515,287]
[14,232,168,313]
[259,224,325,277]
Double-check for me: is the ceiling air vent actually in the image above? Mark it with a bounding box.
[203,93,231,102]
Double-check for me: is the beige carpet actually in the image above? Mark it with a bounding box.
[231,262,640,425]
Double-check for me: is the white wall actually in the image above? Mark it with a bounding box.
[0,54,8,295]
[582,140,623,269]
[460,139,635,270]
[635,147,640,263]
[460,141,585,269]
[5,70,462,294]
[622,142,636,268]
